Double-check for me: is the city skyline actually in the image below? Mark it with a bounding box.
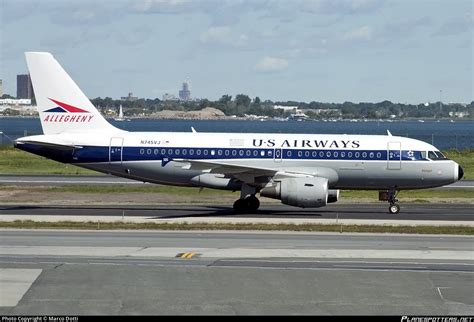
[1,0,473,104]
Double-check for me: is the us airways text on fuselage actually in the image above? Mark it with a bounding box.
[253,139,361,149]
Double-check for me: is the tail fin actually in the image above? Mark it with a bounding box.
[25,52,119,135]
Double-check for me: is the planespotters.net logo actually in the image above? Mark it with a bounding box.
[43,98,93,123]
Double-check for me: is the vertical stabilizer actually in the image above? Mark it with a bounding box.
[25,52,119,134]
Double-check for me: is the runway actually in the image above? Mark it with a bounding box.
[0,230,473,315]
[0,203,473,224]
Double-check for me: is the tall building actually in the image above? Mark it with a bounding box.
[0,79,3,97]
[17,74,34,99]
[120,92,138,101]
[179,82,191,101]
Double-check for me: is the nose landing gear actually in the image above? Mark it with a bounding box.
[380,189,400,214]
[387,189,400,214]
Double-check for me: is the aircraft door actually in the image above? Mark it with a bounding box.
[274,148,282,163]
[387,142,401,170]
[109,137,124,164]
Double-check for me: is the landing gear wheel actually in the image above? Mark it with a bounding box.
[233,195,260,214]
[246,196,260,213]
[233,199,247,214]
[389,204,400,214]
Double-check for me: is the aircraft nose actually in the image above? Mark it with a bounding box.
[458,165,464,181]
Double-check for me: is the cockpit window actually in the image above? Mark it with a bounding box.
[435,151,447,160]
[427,151,448,160]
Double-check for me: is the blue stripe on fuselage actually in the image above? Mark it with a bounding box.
[16,144,425,164]
[16,143,426,164]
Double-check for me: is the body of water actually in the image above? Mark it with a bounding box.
[1,117,472,151]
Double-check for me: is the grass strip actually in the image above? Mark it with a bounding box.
[0,220,473,235]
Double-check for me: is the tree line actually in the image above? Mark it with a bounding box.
[91,94,474,120]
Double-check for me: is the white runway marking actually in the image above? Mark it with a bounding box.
[0,268,42,306]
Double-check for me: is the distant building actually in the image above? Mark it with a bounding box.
[273,105,297,111]
[162,93,178,101]
[0,79,3,97]
[17,74,34,99]
[179,82,191,101]
[0,98,31,105]
[121,92,138,101]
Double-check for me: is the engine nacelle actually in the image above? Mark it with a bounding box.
[327,189,340,203]
[260,177,328,208]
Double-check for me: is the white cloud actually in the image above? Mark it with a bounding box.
[255,56,289,72]
[301,0,384,15]
[343,25,372,41]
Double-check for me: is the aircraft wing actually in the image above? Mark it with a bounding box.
[173,159,328,184]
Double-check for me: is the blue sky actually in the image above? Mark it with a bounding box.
[1,0,473,103]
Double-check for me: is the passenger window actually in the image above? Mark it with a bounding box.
[196,150,201,156]
[298,151,302,157]
[305,151,310,157]
[334,151,338,158]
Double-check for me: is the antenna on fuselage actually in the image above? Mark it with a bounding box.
[387,130,392,136]
[191,127,197,133]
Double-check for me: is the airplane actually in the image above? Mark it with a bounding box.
[14,52,464,215]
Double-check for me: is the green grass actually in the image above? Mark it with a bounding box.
[0,183,470,200]
[0,146,96,175]
[1,146,473,179]
[341,189,474,200]
[0,220,472,235]
[45,184,232,195]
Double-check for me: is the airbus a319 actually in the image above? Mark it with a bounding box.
[15,52,464,214]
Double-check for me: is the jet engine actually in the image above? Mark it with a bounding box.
[260,177,328,208]
[327,189,340,203]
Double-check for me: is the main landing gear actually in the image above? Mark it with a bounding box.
[233,184,260,214]
[233,195,260,214]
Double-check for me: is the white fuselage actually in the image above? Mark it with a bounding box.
[16,131,461,191]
